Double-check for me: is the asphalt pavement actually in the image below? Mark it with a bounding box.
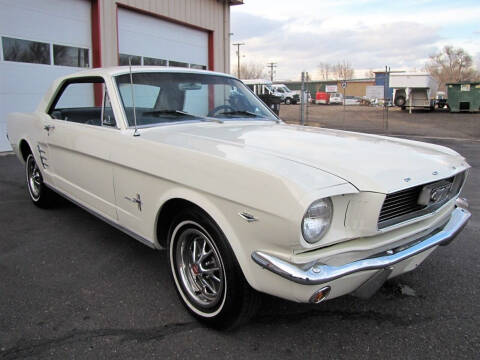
[0,137,479,359]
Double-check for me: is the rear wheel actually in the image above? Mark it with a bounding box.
[395,96,406,107]
[167,207,260,329]
[25,154,54,208]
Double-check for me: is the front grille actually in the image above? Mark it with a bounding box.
[379,187,426,223]
[378,172,465,229]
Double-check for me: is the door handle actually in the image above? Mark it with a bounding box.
[44,125,55,131]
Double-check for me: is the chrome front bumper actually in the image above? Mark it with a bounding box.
[252,206,471,286]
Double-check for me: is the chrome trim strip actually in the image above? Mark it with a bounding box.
[252,207,471,285]
[45,183,156,249]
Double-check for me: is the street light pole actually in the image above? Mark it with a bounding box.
[233,43,245,78]
[267,62,277,82]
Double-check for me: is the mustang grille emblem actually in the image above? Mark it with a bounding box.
[418,181,452,206]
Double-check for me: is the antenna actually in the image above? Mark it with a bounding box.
[129,57,140,137]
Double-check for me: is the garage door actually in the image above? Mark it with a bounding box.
[0,0,91,152]
[118,8,208,70]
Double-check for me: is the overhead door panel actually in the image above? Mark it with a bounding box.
[118,9,208,68]
[0,0,91,151]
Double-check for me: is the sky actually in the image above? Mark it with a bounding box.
[230,0,480,81]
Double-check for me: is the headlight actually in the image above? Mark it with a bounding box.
[302,198,333,244]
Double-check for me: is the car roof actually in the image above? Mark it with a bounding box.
[56,66,237,81]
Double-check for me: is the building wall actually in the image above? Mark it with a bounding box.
[281,80,374,97]
[98,0,230,73]
[336,80,375,97]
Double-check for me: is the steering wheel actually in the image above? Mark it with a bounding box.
[208,104,235,117]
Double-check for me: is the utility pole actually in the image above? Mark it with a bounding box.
[305,71,309,124]
[386,65,390,131]
[300,72,305,125]
[267,62,277,82]
[233,43,245,78]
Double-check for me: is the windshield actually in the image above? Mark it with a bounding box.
[282,86,291,92]
[115,72,277,127]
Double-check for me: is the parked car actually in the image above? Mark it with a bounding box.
[344,96,361,106]
[7,67,471,328]
[329,92,343,104]
[435,91,448,109]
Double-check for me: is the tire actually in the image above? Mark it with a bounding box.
[285,98,291,105]
[25,153,55,208]
[395,96,406,107]
[167,207,260,329]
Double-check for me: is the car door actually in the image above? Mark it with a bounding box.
[43,77,119,221]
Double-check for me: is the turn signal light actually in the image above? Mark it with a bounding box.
[309,286,331,304]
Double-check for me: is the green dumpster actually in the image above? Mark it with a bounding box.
[446,82,480,112]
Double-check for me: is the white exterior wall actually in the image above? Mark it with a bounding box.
[0,0,92,152]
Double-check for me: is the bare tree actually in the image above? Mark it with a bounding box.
[232,61,266,79]
[333,60,354,80]
[426,45,480,90]
[318,62,331,80]
[364,69,374,78]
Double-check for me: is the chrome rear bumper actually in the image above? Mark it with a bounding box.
[252,206,471,285]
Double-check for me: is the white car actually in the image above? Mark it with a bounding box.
[344,96,361,105]
[329,92,343,104]
[6,67,471,328]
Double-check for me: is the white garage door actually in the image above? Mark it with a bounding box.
[0,0,92,151]
[118,9,208,70]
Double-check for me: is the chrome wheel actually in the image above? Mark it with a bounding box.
[174,225,225,310]
[27,154,42,201]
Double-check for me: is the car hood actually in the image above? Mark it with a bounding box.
[141,122,469,193]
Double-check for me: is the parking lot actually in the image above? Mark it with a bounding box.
[280,104,480,140]
[1,107,479,359]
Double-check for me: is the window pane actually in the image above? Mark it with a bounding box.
[102,90,117,127]
[2,37,50,65]
[115,72,276,127]
[119,53,141,66]
[53,44,89,67]
[169,60,188,68]
[51,81,103,126]
[118,83,160,108]
[190,64,206,70]
[144,57,167,66]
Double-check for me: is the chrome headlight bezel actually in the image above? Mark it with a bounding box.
[301,198,333,244]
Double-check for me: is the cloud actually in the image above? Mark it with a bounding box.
[231,14,441,79]
[231,1,480,80]
[230,12,284,40]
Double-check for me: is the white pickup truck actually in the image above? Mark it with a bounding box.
[271,84,298,104]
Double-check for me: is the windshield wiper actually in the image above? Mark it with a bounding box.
[142,109,223,124]
[214,110,281,123]
[215,110,262,118]
[142,109,196,117]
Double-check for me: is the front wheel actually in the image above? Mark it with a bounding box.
[285,98,291,105]
[167,207,260,329]
[25,154,54,208]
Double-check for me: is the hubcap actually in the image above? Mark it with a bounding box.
[27,156,42,199]
[175,228,225,309]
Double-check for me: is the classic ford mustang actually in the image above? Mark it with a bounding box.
[6,67,471,328]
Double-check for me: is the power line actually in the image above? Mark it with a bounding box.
[233,43,245,78]
[267,62,277,81]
